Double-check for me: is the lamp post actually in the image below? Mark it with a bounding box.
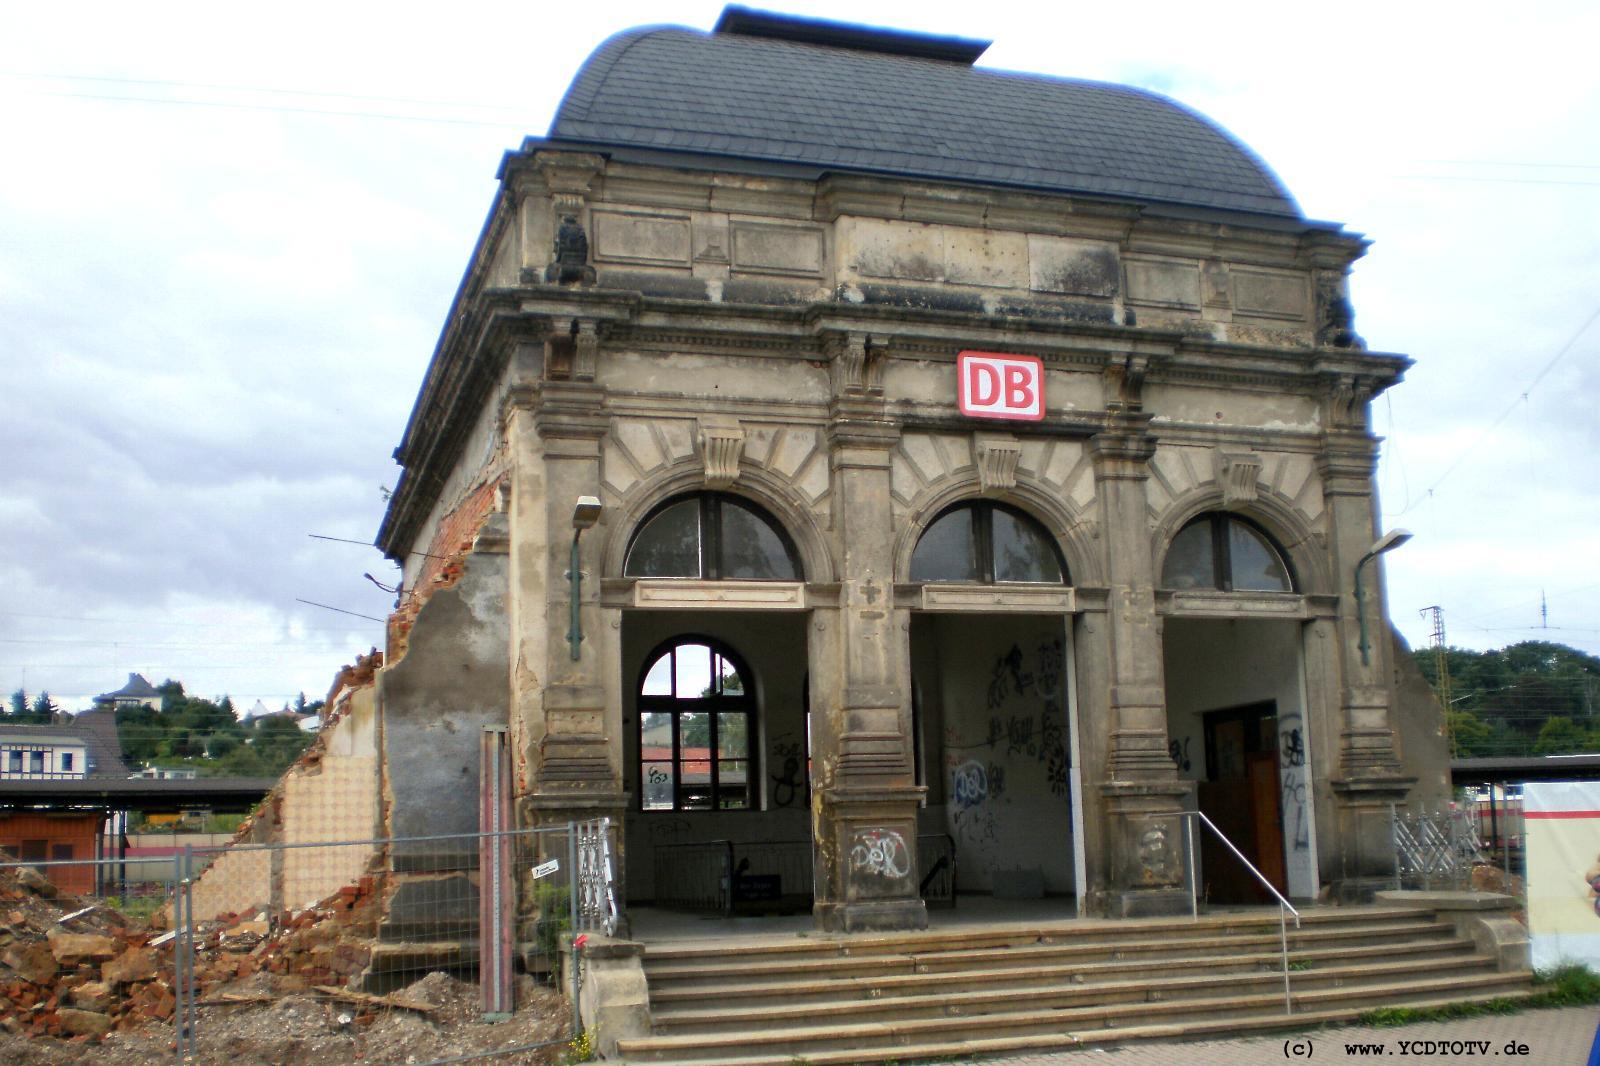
[568,496,602,661]
[1354,528,1412,666]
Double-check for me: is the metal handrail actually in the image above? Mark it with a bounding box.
[1181,809,1300,1014]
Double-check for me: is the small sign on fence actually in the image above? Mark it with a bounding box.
[532,859,560,880]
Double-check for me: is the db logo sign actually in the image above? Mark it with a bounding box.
[958,351,1044,421]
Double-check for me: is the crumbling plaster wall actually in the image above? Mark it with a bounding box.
[379,520,510,850]
[397,361,512,593]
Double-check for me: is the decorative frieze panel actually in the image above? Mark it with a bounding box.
[889,432,1094,519]
[1233,269,1310,321]
[602,417,831,507]
[1124,258,1201,310]
[1145,445,1324,527]
[730,221,825,276]
[920,584,1075,613]
[1159,589,1309,618]
[632,580,807,610]
[1027,235,1120,297]
[590,210,692,267]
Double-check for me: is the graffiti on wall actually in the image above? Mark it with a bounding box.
[1278,711,1310,852]
[770,733,804,808]
[952,760,988,810]
[850,828,911,880]
[1168,736,1192,774]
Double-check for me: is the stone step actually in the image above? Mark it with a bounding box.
[651,953,1498,1033]
[638,906,1428,964]
[624,988,1538,1066]
[642,919,1455,986]
[616,972,1533,1063]
[650,938,1481,1014]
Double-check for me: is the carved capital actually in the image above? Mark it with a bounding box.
[697,417,746,489]
[974,433,1022,495]
[1103,353,1151,412]
[826,331,886,397]
[1088,412,1157,480]
[1215,450,1263,506]
[1323,372,1375,431]
[573,319,600,381]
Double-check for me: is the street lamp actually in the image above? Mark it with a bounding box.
[568,496,602,661]
[1354,528,1412,666]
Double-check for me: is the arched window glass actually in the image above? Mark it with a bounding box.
[638,640,753,811]
[1160,513,1293,592]
[625,493,800,580]
[910,502,1065,584]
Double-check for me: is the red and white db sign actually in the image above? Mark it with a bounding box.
[957,351,1045,421]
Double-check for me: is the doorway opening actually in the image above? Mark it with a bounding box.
[910,613,1077,909]
[1163,617,1315,904]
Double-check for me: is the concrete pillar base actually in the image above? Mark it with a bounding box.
[815,897,929,933]
[1110,886,1192,918]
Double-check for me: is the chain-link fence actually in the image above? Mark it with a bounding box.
[2,823,608,1064]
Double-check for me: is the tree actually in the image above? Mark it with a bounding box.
[1413,640,1600,758]
[1533,716,1590,756]
[9,688,27,717]
[30,692,60,719]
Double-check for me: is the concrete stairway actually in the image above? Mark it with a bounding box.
[614,907,1532,1064]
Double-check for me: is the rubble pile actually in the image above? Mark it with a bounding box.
[0,867,571,1064]
[0,866,174,1042]
[190,874,381,996]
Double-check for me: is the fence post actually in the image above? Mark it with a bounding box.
[568,823,581,1040]
[171,851,185,1065]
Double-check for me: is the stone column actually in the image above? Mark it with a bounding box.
[1088,404,1190,916]
[1319,376,1414,899]
[810,331,927,932]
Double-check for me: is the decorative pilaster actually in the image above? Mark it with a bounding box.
[810,328,925,932]
[506,322,625,839]
[1088,410,1190,916]
[1317,374,1414,896]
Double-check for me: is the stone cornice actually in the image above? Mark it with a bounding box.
[378,277,1405,560]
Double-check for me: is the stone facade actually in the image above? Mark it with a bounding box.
[375,11,1447,928]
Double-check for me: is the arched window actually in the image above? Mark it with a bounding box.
[638,639,754,811]
[624,493,801,580]
[909,501,1067,584]
[1161,513,1294,592]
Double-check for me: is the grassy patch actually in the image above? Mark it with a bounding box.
[1357,964,1600,1027]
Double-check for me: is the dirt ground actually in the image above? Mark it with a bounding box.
[1,864,573,1065]
[0,970,571,1065]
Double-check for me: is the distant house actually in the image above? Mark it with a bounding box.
[0,707,133,893]
[131,764,199,781]
[92,673,163,711]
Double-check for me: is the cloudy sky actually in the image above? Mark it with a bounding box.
[2,0,1596,710]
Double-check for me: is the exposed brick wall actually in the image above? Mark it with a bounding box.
[386,473,503,665]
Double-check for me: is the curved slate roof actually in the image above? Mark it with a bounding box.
[549,19,1300,219]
